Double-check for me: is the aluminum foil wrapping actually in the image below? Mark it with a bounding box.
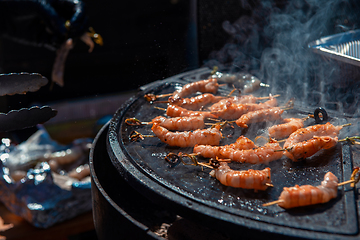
[0,128,92,228]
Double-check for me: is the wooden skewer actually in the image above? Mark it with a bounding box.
[257,94,281,100]
[337,179,355,186]
[144,93,173,102]
[154,106,167,111]
[263,199,284,207]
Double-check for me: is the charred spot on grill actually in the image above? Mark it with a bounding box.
[210,159,220,168]
[165,152,180,165]
[314,107,329,123]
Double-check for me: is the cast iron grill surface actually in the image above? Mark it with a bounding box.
[107,68,360,239]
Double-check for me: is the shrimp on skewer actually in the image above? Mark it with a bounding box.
[263,172,338,209]
[236,107,284,128]
[152,116,205,131]
[198,139,283,164]
[125,116,206,131]
[151,123,222,147]
[209,95,258,112]
[211,95,278,120]
[193,136,257,159]
[172,93,226,110]
[284,136,338,161]
[166,104,218,119]
[283,122,346,150]
[210,162,272,191]
[169,78,219,103]
[268,118,304,140]
[281,122,350,161]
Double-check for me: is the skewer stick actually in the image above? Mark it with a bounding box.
[144,93,173,102]
[154,106,167,111]
[129,131,155,141]
[338,135,359,145]
[125,118,151,126]
[262,199,284,207]
[274,147,293,152]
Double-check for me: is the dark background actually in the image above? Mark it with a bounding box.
[0,0,253,111]
[1,0,358,112]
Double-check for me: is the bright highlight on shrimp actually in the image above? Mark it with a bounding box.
[169,93,226,110]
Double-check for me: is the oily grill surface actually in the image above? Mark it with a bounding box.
[107,69,359,239]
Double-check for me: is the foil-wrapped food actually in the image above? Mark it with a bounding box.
[0,127,92,228]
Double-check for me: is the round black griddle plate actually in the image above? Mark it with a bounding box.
[107,69,359,239]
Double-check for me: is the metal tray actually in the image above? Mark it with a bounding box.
[309,29,360,67]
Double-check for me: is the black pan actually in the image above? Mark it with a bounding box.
[107,68,360,239]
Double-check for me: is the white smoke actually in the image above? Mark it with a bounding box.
[204,0,360,115]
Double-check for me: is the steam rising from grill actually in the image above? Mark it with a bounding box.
[203,0,360,115]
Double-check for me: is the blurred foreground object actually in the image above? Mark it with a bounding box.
[0,0,103,86]
[0,128,92,228]
[0,73,57,132]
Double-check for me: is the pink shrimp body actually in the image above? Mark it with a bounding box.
[209,95,258,112]
[169,78,219,102]
[284,122,342,150]
[193,136,257,159]
[173,93,225,110]
[209,162,271,191]
[277,172,338,209]
[212,96,278,120]
[218,140,283,164]
[236,107,284,128]
[166,104,217,119]
[152,116,205,131]
[268,118,304,140]
[284,136,338,161]
[151,123,222,147]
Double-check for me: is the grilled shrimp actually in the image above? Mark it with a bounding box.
[209,95,258,112]
[173,93,225,110]
[216,139,283,164]
[166,104,217,119]
[169,78,219,103]
[236,107,284,128]
[210,162,272,191]
[193,136,257,159]
[284,136,338,161]
[151,123,222,147]
[277,172,338,209]
[211,96,278,120]
[152,116,205,131]
[268,118,304,140]
[283,122,343,150]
